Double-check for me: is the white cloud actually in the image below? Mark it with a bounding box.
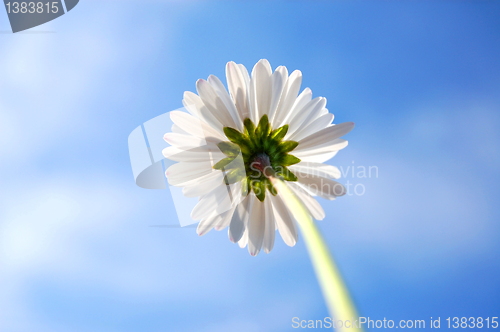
[0,176,223,330]
[0,1,179,164]
[319,97,499,283]
[0,4,198,331]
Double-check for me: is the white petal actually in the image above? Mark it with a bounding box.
[227,179,246,207]
[226,61,249,121]
[281,88,312,131]
[268,194,298,247]
[196,207,234,235]
[250,59,272,121]
[263,197,276,253]
[162,146,224,163]
[296,122,354,151]
[215,206,236,231]
[247,197,265,256]
[191,184,235,220]
[287,182,326,220]
[236,195,253,249]
[180,169,225,188]
[208,74,243,131]
[164,133,205,148]
[196,214,220,236]
[238,64,250,80]
[238,228,248,248]
[196,79,238,128]
[295,173,346,199]
[171,123,189,135]
[294,139,348,159]
[162,146,183,159]
[237,64,252,120]
[272,70,302,128]
[182,171,224,197]
[287,96,326,138]
[289,113,334,142]
[170,111,225,140]
[228,195,252,243]
[289,162,341,179]
[183,91,224,133]
[268,66,287,123]
[166,161,214,186]
[296,150,340,163]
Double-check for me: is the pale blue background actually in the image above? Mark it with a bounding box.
[0,1,499,331]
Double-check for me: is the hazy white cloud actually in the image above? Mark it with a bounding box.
[0,174,250,330]
[407,97,500,167]
[0,4,183,331]
[0,33,113,161]
[319,98,499,283]
[0,2,178,164]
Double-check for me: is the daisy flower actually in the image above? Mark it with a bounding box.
[163,59,354,256]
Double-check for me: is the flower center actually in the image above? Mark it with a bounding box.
[213,114,301,201]
[251,153,272,175]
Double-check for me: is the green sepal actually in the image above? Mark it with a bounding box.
[241,177,250,196]
[239,144,252,156]
[243,118,258,149]
[222,129,252,155]
[224,169,244,184]
[270,124,288,141]
[255,114,270,141]
[276,166,298,181]
[230,158,245,171]
[262,139,277,155]
[251,180,266,202]
[213,156,236,170]
[243,118,256,136]
[280,154,301,166]
[224,127,247,145]
[217,141,241,157]
[278,140,299,153]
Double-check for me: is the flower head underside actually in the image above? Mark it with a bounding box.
[214,114,301,202]
[163,59,354,255]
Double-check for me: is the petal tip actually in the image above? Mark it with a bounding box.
[163,133,171,142]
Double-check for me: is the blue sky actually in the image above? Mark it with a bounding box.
[1,1,499,331]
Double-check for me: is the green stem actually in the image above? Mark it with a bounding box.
[270,177,363,332]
